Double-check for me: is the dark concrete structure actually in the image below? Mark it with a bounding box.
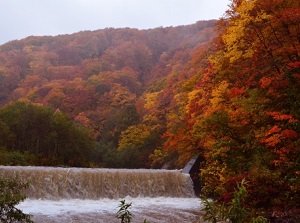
[182,155,202,196]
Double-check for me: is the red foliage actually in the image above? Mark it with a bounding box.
[281,129,298,139]
[230,87,245,97]
[218,174,249,203]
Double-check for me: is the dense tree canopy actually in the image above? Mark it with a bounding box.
[0,20,216,168]
[150,0,300,221]
[0,102,95,166]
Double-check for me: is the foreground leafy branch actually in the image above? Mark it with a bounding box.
[116,200,133,223]
[0,176,33,223]
[201,180,267,223]
[116,200,150,223]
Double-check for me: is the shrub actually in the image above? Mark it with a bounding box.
[201,179,267,223]
[0,147,36,166]
[0,176,33,223]
[116,200,150,223]
[116,200,133,223]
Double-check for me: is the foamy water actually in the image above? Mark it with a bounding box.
[0,166,195,199]
[18,197,203,223]
[1,166,203,222]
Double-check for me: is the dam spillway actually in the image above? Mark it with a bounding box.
[0,166,195,200]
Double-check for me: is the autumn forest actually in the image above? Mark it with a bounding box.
[0,0,299,221]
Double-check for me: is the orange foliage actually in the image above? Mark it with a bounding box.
[266,111,297,123]
[265,126,282,136]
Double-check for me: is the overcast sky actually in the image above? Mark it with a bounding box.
[0,0,229,45]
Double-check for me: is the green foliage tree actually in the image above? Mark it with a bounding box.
[0,177,33,223]
[0,147,36,166]
[0,101,95,167]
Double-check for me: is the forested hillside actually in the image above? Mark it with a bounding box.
[0,20,216,167]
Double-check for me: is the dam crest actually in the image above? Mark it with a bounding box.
[0,166,195,200]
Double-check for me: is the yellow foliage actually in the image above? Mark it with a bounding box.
[210,81,229,108]
[0,66,8,76]
[222,0,272,63]
[74,112,91,127]
[201,162,228,196]
[144,91,162,109]
[188,89,201,102]
[109,85,136,107]
[11,88,27,101]
[118,124,151,150]
[44,88,66,106]
[142,114,160,128]
[186,89,208,117]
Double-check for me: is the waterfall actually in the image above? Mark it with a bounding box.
[0,166,195,200]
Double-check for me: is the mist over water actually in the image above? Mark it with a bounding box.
[1,166,203,222]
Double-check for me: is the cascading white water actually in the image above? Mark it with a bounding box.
[0,166,195,199]
[0,166,202,223]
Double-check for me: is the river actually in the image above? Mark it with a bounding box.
[1,166,204,222]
